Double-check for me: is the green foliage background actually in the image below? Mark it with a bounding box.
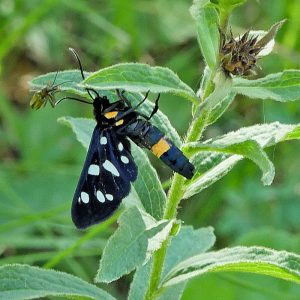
[0,0,299,299]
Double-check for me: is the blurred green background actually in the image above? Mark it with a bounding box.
[0,0,300,299]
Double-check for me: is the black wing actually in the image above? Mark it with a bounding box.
[72,125,137,229]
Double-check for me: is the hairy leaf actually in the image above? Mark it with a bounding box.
[29,70,89,96]
[233,70,300,102]
[58,117,94,148]
[0,264,115,300]
[83,63,198,103]
[184,122,300,198]
[187,140,275,185]
[255,20,285,53]
[190,0,220,70]
[163,246,300,287]
[128,226,216,300]
[131,145,166,220]
[211,0,246,10]
[96,207,173,283]
[206,92,236,124]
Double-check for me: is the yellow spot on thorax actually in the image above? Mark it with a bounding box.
[151,138,170,158]
[115,119,124,126]
[104,111,118,119]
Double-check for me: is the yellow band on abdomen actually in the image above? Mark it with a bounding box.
[151,138,170,158]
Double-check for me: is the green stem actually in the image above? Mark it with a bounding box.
[144,11,224,296]
[144,92,212,300]
[219,8,230,31]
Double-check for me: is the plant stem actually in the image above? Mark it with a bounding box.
[144,13,223,297]
[219,8,230,31]
[144,97,211,300]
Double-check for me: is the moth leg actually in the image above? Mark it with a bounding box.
[144,93,160,120]
[114,90,150,121]
[102,100,125,114]
[116,89,132,107]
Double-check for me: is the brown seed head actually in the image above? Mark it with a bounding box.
[220,29,263,76]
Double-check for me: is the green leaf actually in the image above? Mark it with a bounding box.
[208,122,300,147]
[184,122,300,198]
[29,70,122,101]
[162,246,300,287]
[206,92,236,124]
[58,117,95,149]
[0,264,115,300]
[233,70,300,102]
[190,0,220,70]
[211,0,246,10]
[29,70,88,96]
[255,20,286,53]
[195,67,234,120]
[194,71,233,118]
[162,226,216,277]
[192,72,233,138]
[184,155,240,198]
[96,207,174,283]
[83,63,198,103]
[131,145,166,220]
[187,140,275,185]
[128,226,216,300]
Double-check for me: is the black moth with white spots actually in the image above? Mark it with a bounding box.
[73,122,138,229]
[67,48,194,229]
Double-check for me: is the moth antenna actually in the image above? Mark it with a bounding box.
[55,96,93,106]
[68,47,100,100]
[69,48,85,80]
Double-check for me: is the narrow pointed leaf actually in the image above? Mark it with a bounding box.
[131,145,166,220]
[128,226,216,300]
[187,140,275,185]
[0,264,115,300]
[96,207,173,283]
[212,0,246,10]
[233,70,300,102]
[29,70,89,96]
[207,92,236,124]
[194,72,233,118]
[184,155,241,198]
[184,122,300,198]
[256,20,285,50]
[190,0,220,70]
[58,117,95,148]
[83,63,198,103]
[162,246,300,287]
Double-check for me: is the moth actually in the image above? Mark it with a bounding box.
[59,48,195,229]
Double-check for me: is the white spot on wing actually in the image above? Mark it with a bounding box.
[106,194,113,201]
[81,192,89,204]
[121,155,129,164]
[88,164,100,176]
[100,136,107,145]
[118,143,124,151]
[103,160,120,176]
[97,190,105,203]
